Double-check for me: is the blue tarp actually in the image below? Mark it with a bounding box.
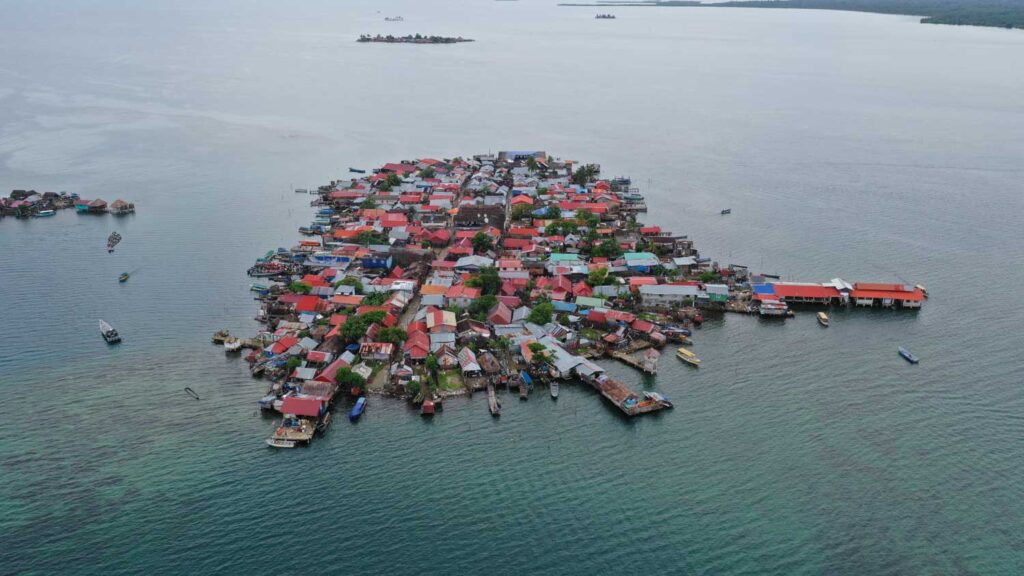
[520,370,534,386]
[552,301,578,313]
[753,283,776,295]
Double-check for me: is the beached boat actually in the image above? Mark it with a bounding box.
[675,347,700,367]
[898,347,919,364]
[349,396,366,421]
[550,380,559,399]
[119,272,130,283]
[107,231,122,253]
[35,209,56,217]
[99,319,121,344]
[817,311,830,327]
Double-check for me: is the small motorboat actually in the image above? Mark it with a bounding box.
[224,338,243,353]
[294,188,308,194]
[349,396,366,421]
[99,319,121,344]
[184,387,201,400]
[265,438,296,449]
[817,311,830,327]
[35,210,56,217]
[898,347,919,364]
[349,167,367,174]
[676,347,700,367]
[257,394,276,411]
[643,391,673,409]
[550,380,559,399]
[421,398,435,416]
[915,284,929,299]
[118,272,130,283]
[720,208,731,215]
[317,412,332,434]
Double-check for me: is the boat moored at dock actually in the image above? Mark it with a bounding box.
[349,397,366,421]
[266,414,315,448]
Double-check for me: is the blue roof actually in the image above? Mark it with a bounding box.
[753,283,776,295]
[552,301,578,313]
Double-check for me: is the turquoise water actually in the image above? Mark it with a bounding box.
[2,1,1023,574]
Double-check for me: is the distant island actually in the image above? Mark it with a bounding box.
[558,0,1024,30]
[358,34,474,44]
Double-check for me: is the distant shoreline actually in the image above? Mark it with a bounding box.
[357,34,475,44]
[557,1,1024,31]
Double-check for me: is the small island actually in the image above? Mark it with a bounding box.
[357,34,474,44]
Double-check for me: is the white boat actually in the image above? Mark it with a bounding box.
[817,312,830,327]
[550,381,559,399]
[265,438,296,449]
[224,338,243,353]
[99,320,121,344]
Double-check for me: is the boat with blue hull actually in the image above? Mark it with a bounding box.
[349,396,366,421]
[898,347,919,364]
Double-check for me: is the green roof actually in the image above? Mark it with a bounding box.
[549,253,582,262]
[623,252,657,261]
[575,296,606,308]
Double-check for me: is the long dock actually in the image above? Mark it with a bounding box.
[578,373,672,416]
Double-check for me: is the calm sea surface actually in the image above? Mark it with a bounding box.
[1,1,1023,574]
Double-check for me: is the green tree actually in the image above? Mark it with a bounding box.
[572,164,598,186]
[511,203,533,220]
[288,281,312,294]
[336,276,364,295]
[472,231,493,253]
[525,157,538,171]
[334,367,367,394]
[360,197,378,209]
[341,311,387,343]
[592,238,623,259]
[699,271,717,283]
[527,301,554,325]
[468,294,498,321]
[386,173,402,187]
[587,267,610,287]
[421,166,436,179]
[377,327,408,344]
[546,204,561,219]
[478,266,501,295]
[286,357,302,370]
[577,208,600,229]
[362,291,390,306]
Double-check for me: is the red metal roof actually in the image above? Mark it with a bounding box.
[772,284,841,299]
[850,288,925,301]
[281,396,323,417]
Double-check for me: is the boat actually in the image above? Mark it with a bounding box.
[550,380,559,399]
[266,414,315,447]
[250,283,270,292]
[118,272,130,283]
[294,188,308,194]
[643,391,673,409]
[384,16,404,21]
[595,14,616,19]
[99,320,121,344]
[915,284,929,298]
[184,387,201,400]
[898,347,919,364]
[35,210,56,217]
[317,412,332,434]
[349,167,366,173]
[106,231,122,252]
[817,311,830,327]
[349,396,366,421]
[675,347,700,367]
[721,208,731,215]
[257,393,277,411]
[224,338,243,353]
[421,398,435,415]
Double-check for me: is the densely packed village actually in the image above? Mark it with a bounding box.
[219,150,927,448]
